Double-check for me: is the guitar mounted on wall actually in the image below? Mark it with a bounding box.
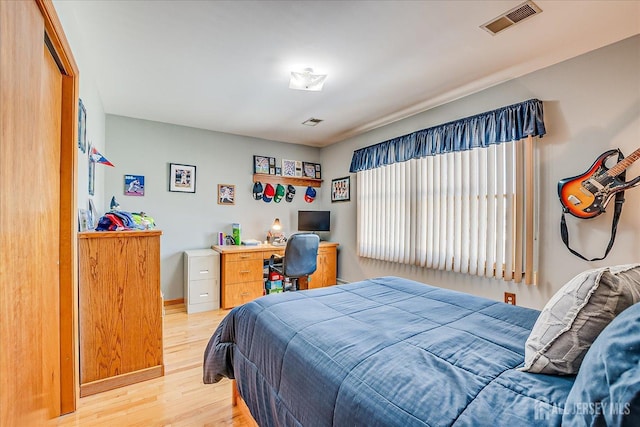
[558,147,640,261]
[559,147,640,218]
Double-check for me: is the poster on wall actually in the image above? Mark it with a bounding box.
[124,174,145,196]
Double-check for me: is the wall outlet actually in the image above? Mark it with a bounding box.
[504,292,516,305]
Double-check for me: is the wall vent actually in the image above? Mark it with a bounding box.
[481,1,542,35]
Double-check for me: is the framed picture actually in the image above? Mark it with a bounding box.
[282,159,296,177]
[303,162,321,179]
[78,98,86,153]
[169,163,196,193]
[295,160,303,177]
[88,199,97,229]
[331,176,350,202]
[78,209,90,232]
[88,144,95,196]
[253,155,270,174]
[218,184,235,205]
[275,166,281,175]
[124,174,145,196]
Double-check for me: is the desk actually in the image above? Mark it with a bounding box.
[212,242,339,308]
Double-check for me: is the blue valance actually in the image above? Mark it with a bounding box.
[349,98,545,173]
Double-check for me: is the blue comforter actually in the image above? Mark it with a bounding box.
[203,276,574,426]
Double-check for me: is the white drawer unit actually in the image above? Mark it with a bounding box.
[183,249,220,313]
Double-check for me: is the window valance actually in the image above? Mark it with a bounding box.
[349,98,545,173]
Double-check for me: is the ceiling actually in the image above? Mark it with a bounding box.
[56,1,640,147]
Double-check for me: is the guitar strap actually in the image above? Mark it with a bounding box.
[560,149,626,261]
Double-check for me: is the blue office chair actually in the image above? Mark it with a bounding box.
[269,233,320,291]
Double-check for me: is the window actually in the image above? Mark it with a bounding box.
[350,99,543,284]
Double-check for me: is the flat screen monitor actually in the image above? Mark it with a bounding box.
[298,210,330,232]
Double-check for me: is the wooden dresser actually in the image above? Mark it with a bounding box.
[78,230,164,397]
[213,241,339,309]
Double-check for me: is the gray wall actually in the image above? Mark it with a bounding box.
[62,0,639,310]
[104,116,326,299]
[321,35,640,309]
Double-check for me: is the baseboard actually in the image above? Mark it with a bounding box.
[164,298,184,306]
[336,278,349,285]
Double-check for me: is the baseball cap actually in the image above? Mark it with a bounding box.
[285,185,296,202]
[304,186,316,203]
[274,184,285,203]
[252,182,263,200]
[263,183,275,202]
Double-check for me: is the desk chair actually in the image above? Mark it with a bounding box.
[269,233,320,291]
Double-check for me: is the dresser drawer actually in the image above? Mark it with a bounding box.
[223,259,263,284]
[223,280,264,308]
[225,251,262,262]
[189,256,215,280]
[188,279,216,304]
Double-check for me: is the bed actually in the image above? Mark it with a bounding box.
[203,275,640,426]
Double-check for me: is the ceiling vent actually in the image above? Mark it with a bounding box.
[302,118,323,127]
[481,1,542,35]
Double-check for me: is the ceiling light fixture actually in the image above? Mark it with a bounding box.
[289,68,328,91]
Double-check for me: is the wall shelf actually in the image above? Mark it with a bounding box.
[253,173,322,188]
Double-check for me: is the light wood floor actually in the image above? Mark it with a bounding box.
[50,305,252,427]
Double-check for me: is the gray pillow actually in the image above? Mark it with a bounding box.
[520,264,640,375]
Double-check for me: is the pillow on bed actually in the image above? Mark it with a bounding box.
[520,264,640,375]
[562,301,640,427]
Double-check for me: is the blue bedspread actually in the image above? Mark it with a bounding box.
[204,276,574,426]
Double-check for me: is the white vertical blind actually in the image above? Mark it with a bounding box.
[357,140,535,283]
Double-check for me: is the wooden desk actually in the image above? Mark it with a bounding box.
[212,242,339,308]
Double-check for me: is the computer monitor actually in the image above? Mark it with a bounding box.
[297,210,330,232]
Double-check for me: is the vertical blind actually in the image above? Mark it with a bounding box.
[351,99,544,284]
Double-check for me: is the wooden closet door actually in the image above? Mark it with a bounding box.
[0,0,77,424]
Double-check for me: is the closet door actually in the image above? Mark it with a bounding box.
[0,0,78,424]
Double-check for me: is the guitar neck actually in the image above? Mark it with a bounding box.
[608,147,640,177]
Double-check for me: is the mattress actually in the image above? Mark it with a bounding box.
[204,276,574,426]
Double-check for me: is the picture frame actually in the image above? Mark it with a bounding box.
[169,163,196,193]
[331,176,350,202]
[78,98,86,153]
[218,184,235,205]
[281,159,297,177]
[295,160,303,177]
[253,155,270,174]
[88,144,95,196]
[124,174,145,196]
[78,208,90,232]
[303,162,321,179]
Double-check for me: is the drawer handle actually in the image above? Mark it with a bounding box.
[199,293,209,297]
[241,292,250,296]
[199,270,209,274]
[239,270,251,274]
[240,255,250,259]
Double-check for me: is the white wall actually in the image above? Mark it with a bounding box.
[104,116,326,299]
[53,1,107,214]
[321,35,640,310]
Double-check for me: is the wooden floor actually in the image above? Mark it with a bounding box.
[50,305,252,427]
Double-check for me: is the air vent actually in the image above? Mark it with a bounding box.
[481,0,542,35]
[302,118,323,127]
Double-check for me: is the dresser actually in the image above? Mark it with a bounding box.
[78,230,163,397]
[213,242,339,308]
[183,249,220,313]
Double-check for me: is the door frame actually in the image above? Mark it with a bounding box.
[36,0,79,414]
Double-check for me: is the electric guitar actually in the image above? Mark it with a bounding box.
[558,147,640,219]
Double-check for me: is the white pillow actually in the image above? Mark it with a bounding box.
[521,264,640,375]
